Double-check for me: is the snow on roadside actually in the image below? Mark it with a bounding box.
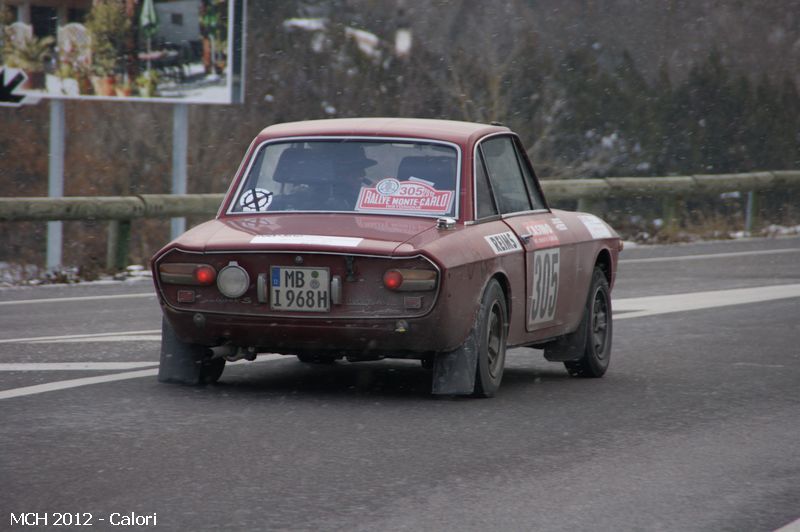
[0,263,151,289]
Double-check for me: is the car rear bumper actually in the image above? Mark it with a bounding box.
[162,304,466,356]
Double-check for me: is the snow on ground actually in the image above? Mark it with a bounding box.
[0,264,151,289]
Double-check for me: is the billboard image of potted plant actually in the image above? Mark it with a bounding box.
[1,0,243,104]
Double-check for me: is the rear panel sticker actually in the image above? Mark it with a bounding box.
[529,248,560,325]
[578,214,613,239]
[525,221,560,247]
[251,235,363,247]
[356,178,454,215]
[485,231,522,255]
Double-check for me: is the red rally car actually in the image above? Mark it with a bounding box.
[151,118,621,397]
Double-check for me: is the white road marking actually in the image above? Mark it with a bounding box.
[0,329,160,344]
[620,247,800,264]
[0,292,154,306]
[732,362,786,369]
[0,354,286,400]
[0,368,159,400]
[614,283,800,320]
[29,335,162,344]
[0,362,158,371]
[775,517,800,532]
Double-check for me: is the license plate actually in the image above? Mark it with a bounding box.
[270,266,330,312]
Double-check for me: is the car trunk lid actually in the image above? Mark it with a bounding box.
[199,213,437,256]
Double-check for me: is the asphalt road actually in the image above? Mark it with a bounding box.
[1,236,799,532]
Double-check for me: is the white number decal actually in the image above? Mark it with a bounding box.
[529,248,560,325]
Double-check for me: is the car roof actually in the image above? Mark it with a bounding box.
[256,118,510,146]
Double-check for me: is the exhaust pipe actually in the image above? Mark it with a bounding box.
[207,345,257,361]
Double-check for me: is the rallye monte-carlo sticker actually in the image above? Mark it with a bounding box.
[356,177,454,215]
[485,231,522,255]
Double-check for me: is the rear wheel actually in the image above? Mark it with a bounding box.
[473,279,509,397]
[158,317,225,385]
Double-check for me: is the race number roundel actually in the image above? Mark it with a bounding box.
[529,248,560,325]
[240,188,273,212]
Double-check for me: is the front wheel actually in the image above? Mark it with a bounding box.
[546,267,612,378]
[158,317,225,385]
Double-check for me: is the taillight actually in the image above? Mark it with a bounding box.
[383,270,404,290]
[194,265,216,285]
[383,269,437,291]
[159,263,217,285]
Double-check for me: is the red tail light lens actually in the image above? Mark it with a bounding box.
[383,270,404,290]
[383,269,437,291]
[194,265,216,285]
[159,263,217,286]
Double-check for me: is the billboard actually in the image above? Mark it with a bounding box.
[0,0,244,105]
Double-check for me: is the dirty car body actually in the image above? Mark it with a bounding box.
[152,118,622,396]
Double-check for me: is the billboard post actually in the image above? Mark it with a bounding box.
[171,103,188,239]
[47,99,65,269]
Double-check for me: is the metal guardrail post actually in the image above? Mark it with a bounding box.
[744,191,757,234]
[106,220,132,271]
[661,195,680,232]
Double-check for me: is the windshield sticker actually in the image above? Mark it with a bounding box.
[240,188,274,212]
[356,179,454,215]
[578,214,613,239]
[407,176,436,187]
[525,221,560,247]
[485,232,522,255]
[376,177,401,195]
[550,217,568,231]
[250,235,363,247]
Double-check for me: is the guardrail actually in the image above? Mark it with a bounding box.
[1,171,798,269]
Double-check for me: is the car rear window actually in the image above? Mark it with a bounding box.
[230,139,459,218]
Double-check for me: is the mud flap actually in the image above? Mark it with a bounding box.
[158,317,204,385]
[431,328,478,395]
[543,296,589,362]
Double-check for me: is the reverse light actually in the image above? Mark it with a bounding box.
[383,269,437,292]
[159,263,217,285]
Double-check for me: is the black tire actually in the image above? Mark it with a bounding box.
[296,353,338,364]
[473,279,509,397]
[158,317,225,385]
[552,267,612,378]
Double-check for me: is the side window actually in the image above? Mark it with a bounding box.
[513,138,546,210]
[474,153,498,219]
[480,136,532,214]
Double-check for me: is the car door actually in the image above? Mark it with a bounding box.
[477,134,578,336]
